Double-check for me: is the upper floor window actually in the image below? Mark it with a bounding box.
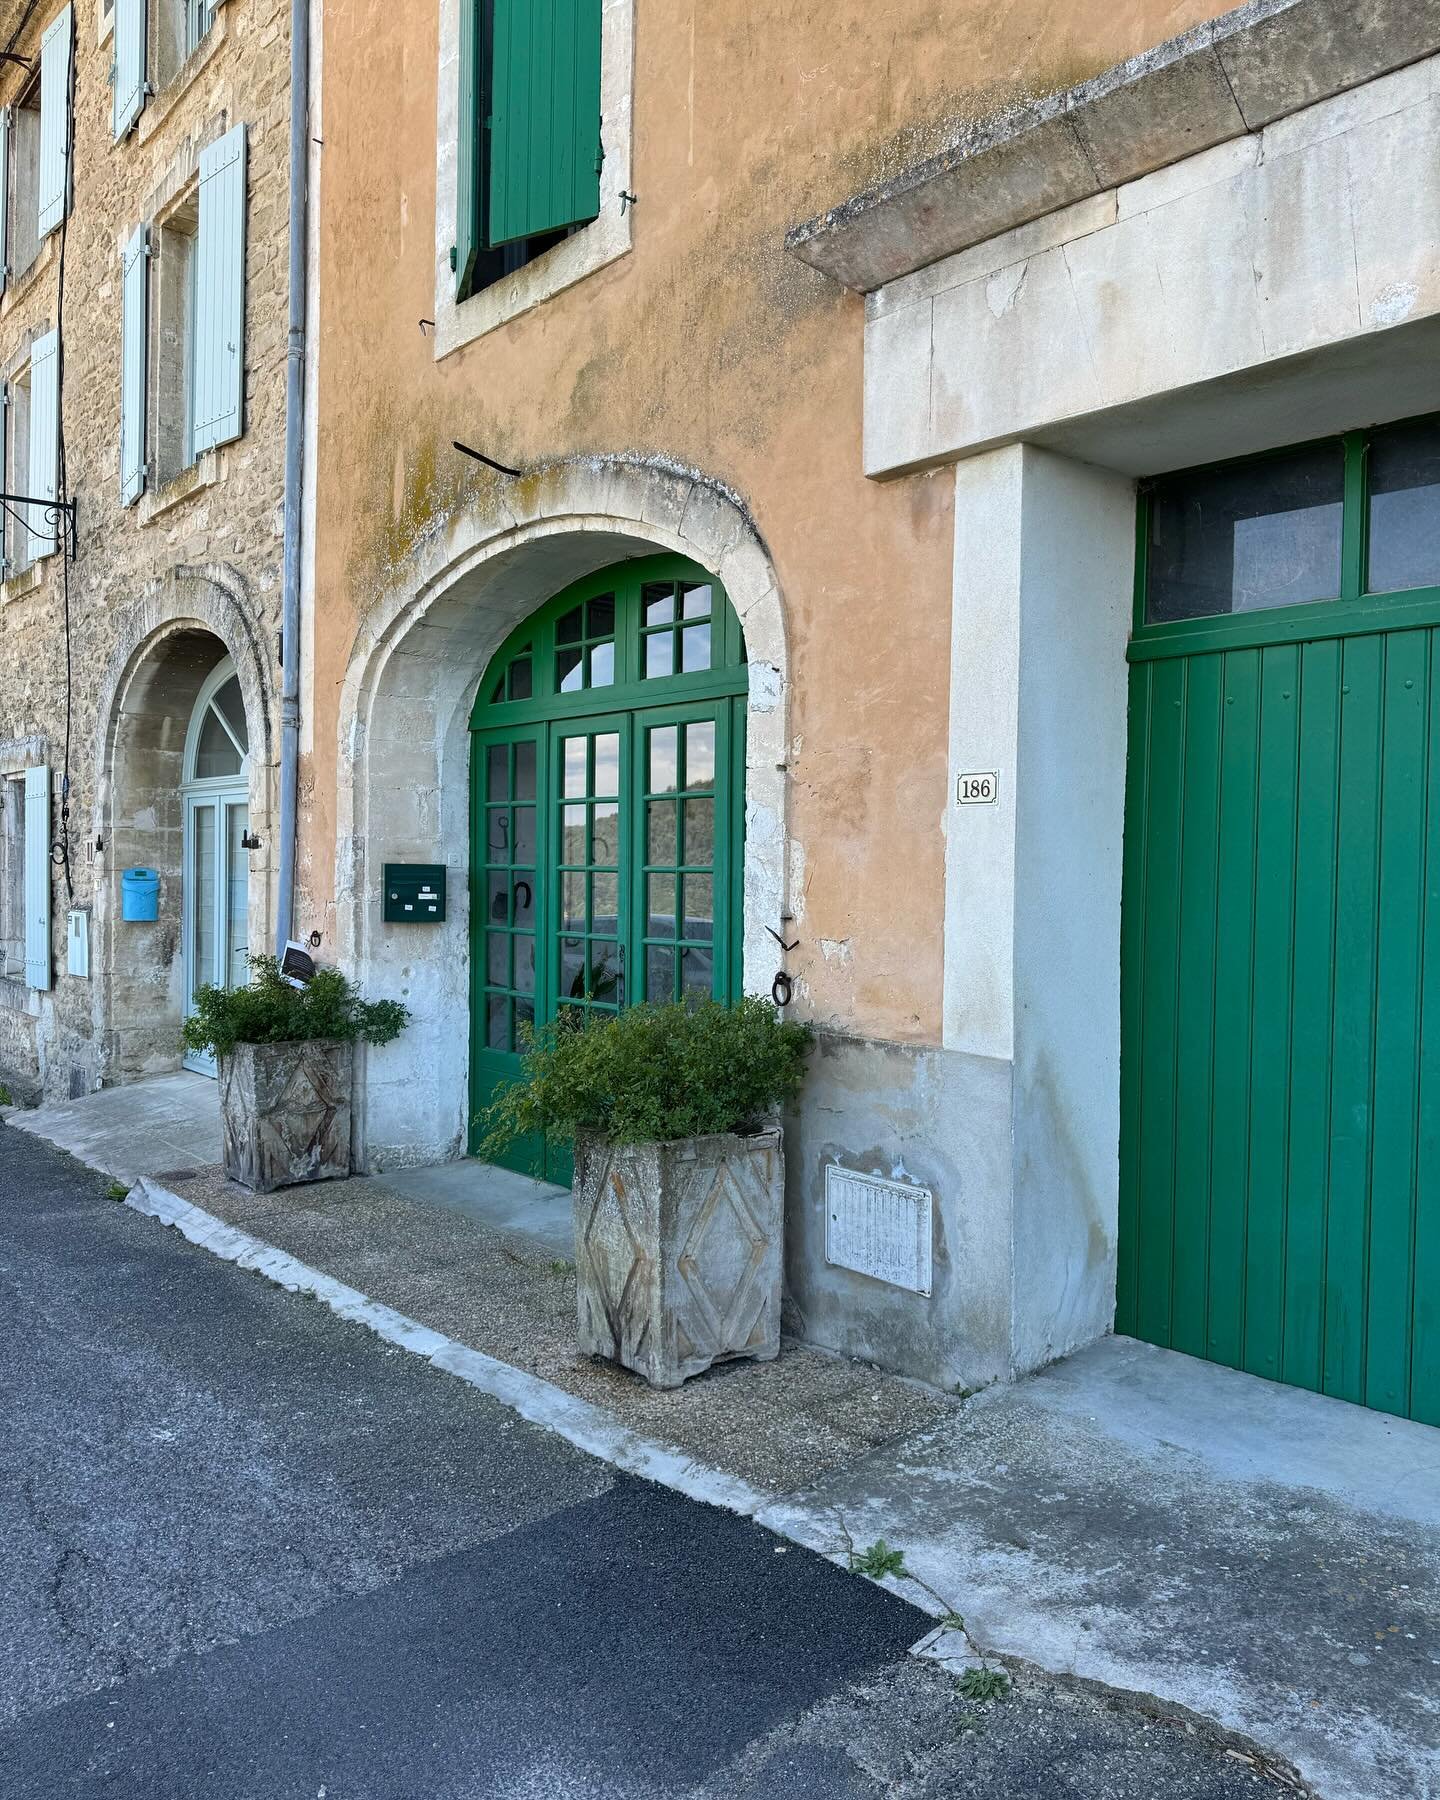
[454,0,603,302]
[1140,415,1440,628]
[120,124,248,507]
[113,0,223,140]
[0,6,75,289]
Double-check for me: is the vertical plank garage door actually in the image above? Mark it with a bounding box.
[1118,419,1440,1426]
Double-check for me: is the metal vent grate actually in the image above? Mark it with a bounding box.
[824,1164,933,1296]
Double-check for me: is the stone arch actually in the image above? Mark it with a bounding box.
[91,566,276,1083]
[336,457,790,1168]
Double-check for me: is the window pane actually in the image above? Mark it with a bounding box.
[195,706,243,778]
[681,623,711,672]
[486,807,511,862]
[563,738,587,798]
[515,996,535,1041]
[680,944,712,999]
[683,874,714,941]
[557,646,583,692]
[649,726,678,793]
[562,871,586,930]
[1369,419,1440,595]
[513,874,535,929]
[514,935,535,995]
[587,594,616,638]
[588,641,615,687]
[487,934,510,986]
[557,605,584,644]
[487,744,509,801]
[682,583,712,620]
[646,633,674,679]
[683,797,715,865]
[514,741,536,801]
[213,677,248,752]
[684,722,715,788]
[593,734,619,796]
[487,872,509,925]
[644,584,675,625]
[647,874,676,937]
[1145,445,1344,623]
[591,871,618,933]
[507,657,533,701]
[486,995,510,1050]
[561,805,587,862]
[192,804,217,986]
[591,802,620,867]
[648,800,678,865]
[560,937,586,999]
[512,806,536,865]
[647,944,676,1001]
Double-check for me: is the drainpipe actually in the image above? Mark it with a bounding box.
[276,0,310,954]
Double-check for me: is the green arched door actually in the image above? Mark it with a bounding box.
[469,554,748,1184]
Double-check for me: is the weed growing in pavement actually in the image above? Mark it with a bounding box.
[958,1668,1011,1703]
[0,1084,12,1106]
[850,1538,909,1581]
[105,1181,131,1200]
[548,1259,574,1277]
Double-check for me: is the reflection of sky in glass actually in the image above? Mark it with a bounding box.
[594,735,619,797]
[649,727,678,792]
[1231,503,1342,612]
[1371,486,1440,594]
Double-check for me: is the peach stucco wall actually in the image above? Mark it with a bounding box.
[305,0,1222,1046]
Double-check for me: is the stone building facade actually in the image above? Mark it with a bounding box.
[0,0,291,1102]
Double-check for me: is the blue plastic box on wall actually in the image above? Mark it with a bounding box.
[121,868,160,922]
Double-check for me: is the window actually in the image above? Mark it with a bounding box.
[154,199,199,483]
[6,78,42,283]
[3,363,31,575]
[1140,415,1440,628]
[99,0,114,41]
[455,0,602,302]
[0,773,24,982]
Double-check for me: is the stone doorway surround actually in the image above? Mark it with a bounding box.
[90,568,276,1090]
[782,3,1440,1388]
[334,457,790,1171]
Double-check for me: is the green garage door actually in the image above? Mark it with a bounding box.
[1119,420,1440,1426]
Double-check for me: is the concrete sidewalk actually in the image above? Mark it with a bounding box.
[4,1086,1436,1799]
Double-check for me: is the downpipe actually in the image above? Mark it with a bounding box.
[276,0,310,953]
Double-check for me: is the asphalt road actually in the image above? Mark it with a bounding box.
[0,1122,1288,1799]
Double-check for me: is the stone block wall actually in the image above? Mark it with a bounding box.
[0,0,290,1101]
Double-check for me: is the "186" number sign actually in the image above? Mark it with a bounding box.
[956,771,999,806]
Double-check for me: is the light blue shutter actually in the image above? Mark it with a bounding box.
[38,6,73,240]
[24,764,51,992]
[193,124,246,454]
[28,329,59,560]
[113,0,147,140]
[120,225,148,506]
[0,109,11,293]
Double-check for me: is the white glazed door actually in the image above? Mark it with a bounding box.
[182,789,248,1077]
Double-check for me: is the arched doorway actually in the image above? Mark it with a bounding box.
[180,655,251,1075]
[470,553,748,1182]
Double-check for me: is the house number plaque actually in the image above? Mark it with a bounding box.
[956,771,999,805]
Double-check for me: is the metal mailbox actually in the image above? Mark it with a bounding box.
[383,863,446,923]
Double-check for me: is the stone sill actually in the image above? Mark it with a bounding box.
[787,0,1440,291]
[0,236,57,322]
[436,210,632,358]
[137,448,223,526]
[135,9,230,148]
[0,560,46,605]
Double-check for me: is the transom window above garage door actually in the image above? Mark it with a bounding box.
[1140,414,1440,628]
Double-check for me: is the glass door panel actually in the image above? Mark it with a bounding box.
[638,708,727,1004]
[553,723,627,1023]
[224,801,250,989]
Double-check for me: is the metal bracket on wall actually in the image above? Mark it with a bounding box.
[0,491,78,561]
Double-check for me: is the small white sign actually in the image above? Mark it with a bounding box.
[825,1165,934,1296]
[957,771,999,806]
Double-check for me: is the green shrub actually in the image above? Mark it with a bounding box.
[479,997,812,1153]
[180,955,410,1062]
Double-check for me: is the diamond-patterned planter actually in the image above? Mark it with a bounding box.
[573,1128,785,1388]
[218,1039,353,1193]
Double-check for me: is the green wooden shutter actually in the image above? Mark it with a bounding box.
[455,0,481,296]
[27,328,58,561]
[113,0,148,140]
[194,124,246,454]
[486,0,602,249]
[120,224,149,506]
[37,5,73,241]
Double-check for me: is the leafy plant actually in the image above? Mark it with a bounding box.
[850,1538,909,1581]
[0,1083,11,1107]
[180,955,410,1062]
[105,1181,131,1201]
[957,1667,1010,1703]
[478,997,811,1153]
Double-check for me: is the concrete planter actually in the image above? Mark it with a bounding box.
[573,1127,785,1389]
[218,1039,354,1193]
